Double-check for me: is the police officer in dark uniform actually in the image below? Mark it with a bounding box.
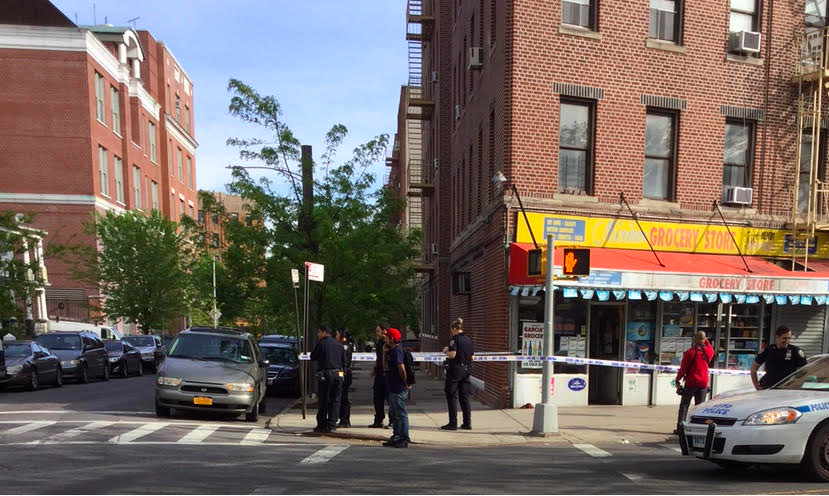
[336,328,353,428]
[441,317,474,430]
[369,323,388,428]
[309,325,344,433]
[751,325,807,390]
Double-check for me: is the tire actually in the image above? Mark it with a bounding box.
[136,361,144,377]
[246,393,260,422]
[258,397,267,414]
[121,360,129,378]
[79,364,89,384]
[54,367,63,388]
[101,362,110,381]
[25,369,38,391]
[802,422,829,481]
[155,400,171,418]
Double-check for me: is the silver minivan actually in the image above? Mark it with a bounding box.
[154,328,268,422]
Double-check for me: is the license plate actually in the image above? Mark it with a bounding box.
[193,397,213,406]
[691,436,706,449]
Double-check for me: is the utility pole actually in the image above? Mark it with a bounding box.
[210,256,221,328]
[532,234,559,435]
[299,145,314,418]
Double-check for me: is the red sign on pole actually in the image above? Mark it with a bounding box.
[305,262,324,282]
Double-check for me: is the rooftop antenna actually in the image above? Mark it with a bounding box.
[127,16,140,29]
[74,12,78,24]
[104,16,108,24]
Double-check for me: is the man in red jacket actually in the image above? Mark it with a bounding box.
[675,331,715,429]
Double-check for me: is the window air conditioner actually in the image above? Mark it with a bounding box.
[468,47,483,69]
[454,104,462,120]
[430,243,439,256]
[729,31,761,54]
[431,70,439,83]
[723,186,753,206]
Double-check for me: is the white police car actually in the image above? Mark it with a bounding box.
[680,354,829,481]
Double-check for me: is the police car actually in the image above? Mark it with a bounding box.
[680,354,829,481]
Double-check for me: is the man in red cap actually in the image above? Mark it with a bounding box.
[382,327,410,447]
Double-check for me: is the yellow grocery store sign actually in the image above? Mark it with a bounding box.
[515,213,829,259]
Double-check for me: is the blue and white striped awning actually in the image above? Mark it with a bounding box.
[508,286,829,305]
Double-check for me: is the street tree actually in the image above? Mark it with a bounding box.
[0,211,45,334]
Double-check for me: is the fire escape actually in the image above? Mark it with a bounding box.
[404,0,435,234]
[791,25,829,269]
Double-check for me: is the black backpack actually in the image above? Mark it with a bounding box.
[403,349,416,386]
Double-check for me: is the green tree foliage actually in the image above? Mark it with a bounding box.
[0,212,44,332]
[222,79,422,341]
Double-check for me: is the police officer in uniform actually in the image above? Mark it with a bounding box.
[751,325,807,390]
[336,328,353,428]
[441,317,474,430]
[369,323,388,428]
[310,325,344,433]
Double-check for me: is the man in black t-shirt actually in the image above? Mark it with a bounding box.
[751,325,807,390]
[442,317,474,431]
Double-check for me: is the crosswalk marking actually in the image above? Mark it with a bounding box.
[43,421,114,444]
[621,472,645,482]
[108,423,168,444]
[240,428,271,445]
[176,425,219,444]
[3,421,56,435]
[573,443,612,458]
[300,445,348,464]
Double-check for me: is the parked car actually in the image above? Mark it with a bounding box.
[259,334,299,351]
[155,327,268,422]
[104,340,143,377]
[123,335,164,372]
[35,331,109,383]
[260,342,299,396]
[0,340,62,390]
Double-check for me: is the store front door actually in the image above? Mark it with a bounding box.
[589,303,624,405]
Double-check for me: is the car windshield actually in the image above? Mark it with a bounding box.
[774,356,829,390]
[123,336,155,347]
[168,334,254,363]
[261,347,298,365]
[36,334,81,351]
[4,344,31,357]
[104,341,124,352]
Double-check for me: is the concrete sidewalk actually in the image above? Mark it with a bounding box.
[269,365,680,447]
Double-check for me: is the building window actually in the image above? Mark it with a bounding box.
[198,210,205,224]
[151,181,159,210]
[113,155,124,203]
[175,94,181,122]
[799,130,826,212]
[98,146,109,197]
[133,166,142,209]
[723,120,753,190]
[199,232,205,245]
[644,110,677,201]
[171,193,176,218]
[148,122,157,163]
[452,271,472,295]
[245,215,253,227]
[561,0,596,30]
[211,212,219,224]
[177,148,183,182]
[806,0,826,28]
[231,212,239,221]
[111,86,121,135]
[184,105,190,133]
[180,199,185,220]
[649,0,681,43]
[558,100,594,195]
[211,233,219,248]
[94,72,105,124]
[187,156,193,189]
[189,205,194,218]
[730,0,757,33]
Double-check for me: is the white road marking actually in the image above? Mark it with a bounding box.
[240,428,271,445]
[177,425,219,444]
[299,445,348,464]
[3,421,56,435]
[621,472,645,482]
[660,443,682,453]
[0,410,154,416]
[109,423,168,444]
[573,443,612,458]
[42,421,114,444]
[2,441,299,447]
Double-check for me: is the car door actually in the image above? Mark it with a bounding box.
[93,336,107,373]
[252,339,266,400]
[124,342,139,371]
[32,343,56,380]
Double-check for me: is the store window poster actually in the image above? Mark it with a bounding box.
[626,322,654,341]
[521,322,544,369]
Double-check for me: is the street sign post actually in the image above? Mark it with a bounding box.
[300,261,324,420]
[532,234,559,435]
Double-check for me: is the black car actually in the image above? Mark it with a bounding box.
[104,340,143,377]
[122,335,164,371]
[260,343,299,396]
[259,334,299,351]
[35,332,109,383]
[1,340,62,390]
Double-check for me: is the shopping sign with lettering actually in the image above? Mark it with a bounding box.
[305,262,324,282]
[515,213,829,259]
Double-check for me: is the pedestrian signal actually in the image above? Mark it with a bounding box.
[562,248,590,276]
[528,249,544,276]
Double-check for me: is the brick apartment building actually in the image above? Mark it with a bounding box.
[197,191,252,255]
[0,0,198,332]
[396,0,829,408]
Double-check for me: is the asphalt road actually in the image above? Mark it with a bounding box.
[1,375,828,494]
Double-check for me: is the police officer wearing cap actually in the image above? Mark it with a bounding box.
[442,317,474,430]
[751,325,808,390]
[336,328,353,428]
[310,325,344,433]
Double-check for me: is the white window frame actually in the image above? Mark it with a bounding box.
[151,181,159,210]
[95,72,106,124]
[98,146,109,197]
[111,86,121,136]
[133,166,142,210]
[177,148,183,182]
[148,122,157,163]
[187,156,193,189]
[113,155,124,203]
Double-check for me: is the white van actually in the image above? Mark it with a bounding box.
[47,320,123,340]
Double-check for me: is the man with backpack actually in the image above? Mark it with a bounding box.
[675,330,714,431]
[382,328,411,448]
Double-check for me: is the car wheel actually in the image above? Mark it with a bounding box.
[79,364,89,384]
[121,360,129,378]
[25,369,38,391]
[155,401,171,418]
[54,367,63,387]
[246,394,260,422]
[258,397,267,414]
[136,361,144,376]
[802,422,829,481]
[101,363,110,381]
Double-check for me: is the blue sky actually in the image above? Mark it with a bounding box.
[52,0,408,194]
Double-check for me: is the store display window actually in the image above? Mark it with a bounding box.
[626,301,657,371]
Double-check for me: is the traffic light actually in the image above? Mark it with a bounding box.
[528,249,544,277]
[562,248,590,276]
